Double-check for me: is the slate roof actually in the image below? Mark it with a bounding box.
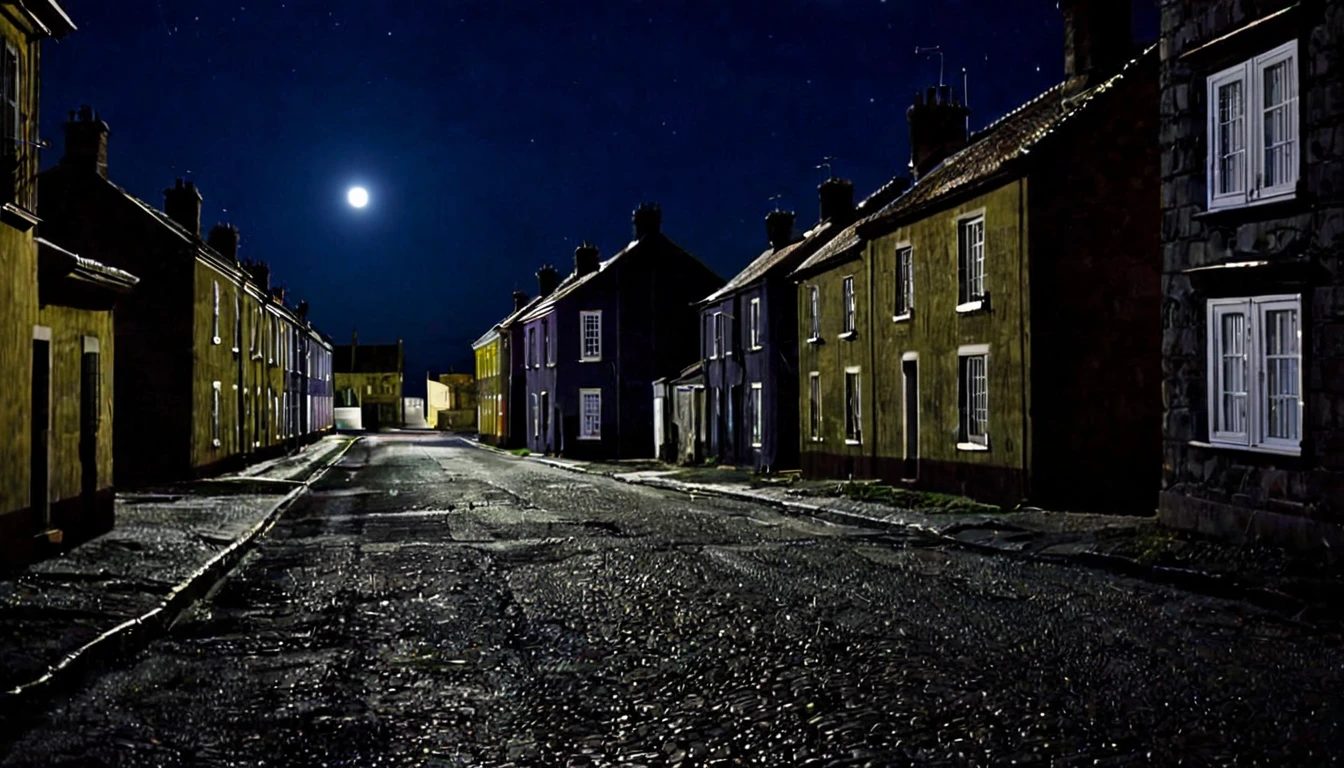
[699,222,834,306]
[792,45,1157,277]
[333,343,402,374]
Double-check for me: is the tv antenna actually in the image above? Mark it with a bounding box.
[816,156,837,179]
[915,45,944,87]
[768,193,785,211]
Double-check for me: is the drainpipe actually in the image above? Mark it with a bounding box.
[1018,177,1031,502]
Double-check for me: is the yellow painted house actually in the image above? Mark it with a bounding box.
[794,26,1161,512]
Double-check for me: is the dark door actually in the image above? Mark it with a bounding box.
[80,348,101,511]
[902,358,918,480]
[31,337,51,530]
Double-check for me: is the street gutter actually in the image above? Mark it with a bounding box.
[1,436,360,719]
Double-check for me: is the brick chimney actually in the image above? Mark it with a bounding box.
[207,223,239,261]
[164,178,202,238]
[243,259,270,291]
[512,290,530,312]
[765,209,795,251]
[61,105,109,178]
[297,301,309,321]
[537,264,560,297]
[818,177,855,224]
[574,242,600,277]
[271,285,287,305]
[907,85,970,179]
[633,202,662,240]
[1062,0,1133,96]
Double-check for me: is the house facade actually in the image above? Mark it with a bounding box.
[795,0,1162,512]
[473,290,540,447]
[333,334,404,430]
[519,205,723,459]
[38,109,332,486]
[472,328,504,442]
[1158,0,1344,546]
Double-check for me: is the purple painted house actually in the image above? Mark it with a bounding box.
[698,178,902,471]
[518,204,723,459]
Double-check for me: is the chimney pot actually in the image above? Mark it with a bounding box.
[765,209,796,250]
[61,104,110,178]
[537,264,560,297]
[207,223,240,261]
[512,290,530,312]
[632,202,662,240]
[574,241,601,277]
[163,177,203,237]
[818,177,856,224]
[1062,0,1133,95]
[907,85,970,179]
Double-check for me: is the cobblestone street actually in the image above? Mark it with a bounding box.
[5,433,1342,766]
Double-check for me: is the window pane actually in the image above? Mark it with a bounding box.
[1262,58,1296,188]
[1218,81,1246,195]
[1264,307,1299,440]
[1220,312,1248,434]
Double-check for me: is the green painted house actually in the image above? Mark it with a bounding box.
[793,4,1161,512]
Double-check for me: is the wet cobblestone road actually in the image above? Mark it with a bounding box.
[5,434,1343,766]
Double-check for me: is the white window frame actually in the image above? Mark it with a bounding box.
[543,317,554,366]
[211,281,222,344]
[233,292,241,352]
[211,381,222,447]
[957,344,990,450]
[1205,294,1302,455]
[957,213,986,311]
[580,310,602,362]
[526,326,536,368]
[531,392,540,438]
[711,312,724,359]
[807,286,821,342]
[808,371,822,442]
[894,245,913,321]
[841,276,856,337]
[750,381,763,448]
[748,298,762,350]
[844,366,861,445]
[1206,40,1299,211]
[579,388,602,440]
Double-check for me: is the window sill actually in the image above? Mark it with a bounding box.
[212,337,222,345]
[805,337,823,345]
[892,313,911,323]
[749,345,762,352]
[809,437,824,443]
[577,435,601,441]
[1187,439,1301,458]
[546,362,556,368]
[838,331,857,341]
[578,358,601,363]
[955,300,984,314]
[751,443,762,449]
[1,202,39,232]
[1194,193,1305,223]
[231,347,241,354]
[956,441,989,452]
[845,439,862,446]
[211,439,222,448]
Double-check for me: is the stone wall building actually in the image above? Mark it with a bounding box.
[333,333,404,430]
[1158,0,1344,546]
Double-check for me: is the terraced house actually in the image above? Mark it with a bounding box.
[794,0,1162,512]
[473,290,540,447]
[700,178,906,471]
[0,1,144,568]
[1158,0,1344,547]
[518,204,722,459]
[38,109,333,486]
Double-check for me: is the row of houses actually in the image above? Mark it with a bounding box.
[0,1,334,570]
[476,0,1344,548]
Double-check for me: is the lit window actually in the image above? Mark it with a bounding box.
[842,277,856,334]
[958,216,985,307]
[1207,295,1301,453]
[1207,41,1298,210]
[581,311,601,361]
[580,388,602,439]
[844,368,861,444]
[894,246,913,319]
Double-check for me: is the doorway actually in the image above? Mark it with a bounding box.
[902,356,918,480]
[79,338,101,514]
[31,329,51,531]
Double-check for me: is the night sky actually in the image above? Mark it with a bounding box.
[40,1,1157,396]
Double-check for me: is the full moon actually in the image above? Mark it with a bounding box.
[347,186,369,208]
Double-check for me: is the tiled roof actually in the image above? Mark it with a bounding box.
[497,294,545,331]
[794,45,1157,276]
[334,343,402,374]
[699,221,834,305]
[789,177,913,277]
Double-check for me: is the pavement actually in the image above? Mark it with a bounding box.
[2,432,1341,765]
[486,446,1344,627]
[0,434,355,717]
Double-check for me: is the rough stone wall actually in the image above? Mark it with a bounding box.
[1159,0,1344,544]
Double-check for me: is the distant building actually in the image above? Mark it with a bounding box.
[333,333,404,430]
[793,0,1160,512]
[39,110,333,487]
[518,204,723,458]
[427,372,476,430]
[1158,0,1344,546]
[653,361,707,465]
[699,178,907,472]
